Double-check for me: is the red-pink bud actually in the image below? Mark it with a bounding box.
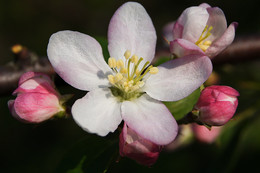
[8,72,64,123]
[119,123,161,166]
[195,85,239,126]
[192,123,221,143]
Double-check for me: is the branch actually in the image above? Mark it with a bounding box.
[0,45,55,96]
[1,35,260,96]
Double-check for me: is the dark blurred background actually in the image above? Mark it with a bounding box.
[1,0,260,172]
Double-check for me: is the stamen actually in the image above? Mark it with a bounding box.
[130,57,143,79]
[134,65,153,83]
[131,55,138,65]
[117,59,124,69]
[195,25,213,52]
[149,67,159,74]
[108,75,115,84]
[124,50,131,59]
[107,50,159,97]
[195,25,213,45]
[114,73,123,82]
[108,57,117,68]
[120,67,127,74]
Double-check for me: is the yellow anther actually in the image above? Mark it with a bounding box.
[11,44,23,54]
[120,67,127,74]
[124,50,131,59]
[198,40,212,52]
[131,55,139,65]
[149,67,159,74]
[137,81,144,88]
[199,44,210,52]
[115,73,123,82]
[108,57,117,68]
[108,75,115,84]
[204,40,212,46]
[117,59,124,69]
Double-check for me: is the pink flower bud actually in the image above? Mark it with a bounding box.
[8,72,64,123]
[192,123,221,143]
[195,85,239,126]
[119,123,161,166]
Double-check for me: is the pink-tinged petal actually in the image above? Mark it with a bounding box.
[18,71,54,87]
[119,123,160,166]
[144,55,212,101]
[206,22,237,58]
[199,101,237,125]
[121,94,178,145]
[172,20,184,40]
[170,39,205,58]
[8,100,24,122]
[47,31,112,91]
[13,77,57,95]
[163,21,175,42]
[206,7,227,41]
[108,2,156,66]
[199,3,211,8]
[72,88,122,136]
[174,7,209,42]
[13,93,62,123]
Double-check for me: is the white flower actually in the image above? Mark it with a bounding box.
[47,2,212,145]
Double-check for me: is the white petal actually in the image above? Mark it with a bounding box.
[175,7,209,43]
[206,7,227,41]
[122,94,178,145]
[144,55,212,101]
[108,2,156,66]
[72,88,122,136]
[47,30,112,91]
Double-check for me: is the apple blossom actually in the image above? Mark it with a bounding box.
[47,2,212,145]
[8,71,65,123]
[170,3,237,58]
[192,123,222,143]
[119,123,161,166]
[195,85,239,126]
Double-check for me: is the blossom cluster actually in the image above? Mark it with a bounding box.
[8,2,239,166]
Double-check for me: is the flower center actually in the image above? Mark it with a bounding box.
[195,25,213,52]
[107,50,158,101]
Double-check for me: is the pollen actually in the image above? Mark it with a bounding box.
[195,25,213,52]
[124,50,131,59]
[107,50,159,97]
[149,67,159,74]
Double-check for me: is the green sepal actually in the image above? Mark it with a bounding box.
[164,88,201,120]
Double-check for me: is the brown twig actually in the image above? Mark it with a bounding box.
[1,35,260,96]
[0,45,55,96]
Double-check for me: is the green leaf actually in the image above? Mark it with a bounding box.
[56,133,119,173]
[66,156,86,173]
[164,88,200,120]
